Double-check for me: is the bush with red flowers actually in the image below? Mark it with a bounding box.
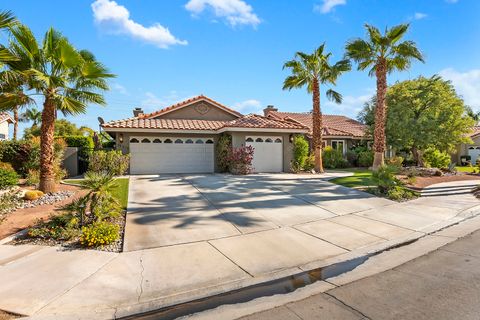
[228,146,254,175]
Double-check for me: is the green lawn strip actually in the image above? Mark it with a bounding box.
[455,166,476,173]
[329,168,375,188]
[63,177,129,209]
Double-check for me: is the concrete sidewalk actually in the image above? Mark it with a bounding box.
[0,176,479,319]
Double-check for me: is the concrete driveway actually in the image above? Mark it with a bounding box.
[124,173,393,251]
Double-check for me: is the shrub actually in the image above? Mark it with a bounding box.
[28,213,80,240]
[388,156,404,169]
[25,169,39,186]
[61,135,94,149]
[24,190,44,201]
[423,148,450,169]
[228,146,254,175]
[80,222,119,247]
[345,150,358,167]
[216,134,232,173]
[322,146,348,169]
[0,162,14,171]
[88,150,130,175]
[386,186,419,201]
[0,190,23,215]
[371,165,400,194]
[304,154,315,171]
[292,135,309,172]
[358,150,374,167]
[0,168,18,190]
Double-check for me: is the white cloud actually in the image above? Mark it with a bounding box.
[185,0,260,27]
[439,68,480,110]
[413,12,428,20]
[91,0,187,48]
[233,99,262,114]
[314,0,346,14]
[325,89,373,116]
[112,82,128,95]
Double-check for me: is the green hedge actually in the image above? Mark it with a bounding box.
[60,136,94,149]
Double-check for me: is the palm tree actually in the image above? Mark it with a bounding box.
[20,107,42,126]
[345,24,424,169]
[0,25,114,192]
[0,10,17,64]
[283,44,351,173]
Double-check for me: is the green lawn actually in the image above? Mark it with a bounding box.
[329,168,375,188]
[64,177,129,209]
[456,166,476,173]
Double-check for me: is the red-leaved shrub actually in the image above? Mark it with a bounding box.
[228,146,254,175]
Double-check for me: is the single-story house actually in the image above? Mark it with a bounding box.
[263,106,369,154]
[453,126,480,165]
[0,112,14,141]
[102,95,368,174]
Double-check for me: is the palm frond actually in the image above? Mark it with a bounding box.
[386,24,409,44]
[365,24,382,45]
[392,41,425,63]
[326,89,343,104]
[0,10,16,29]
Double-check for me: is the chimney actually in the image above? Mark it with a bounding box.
[133,107,144,117]
[263,105,278,117]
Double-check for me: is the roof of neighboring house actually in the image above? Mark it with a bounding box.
[0,112,14,124]
[266,111,367,138]
[139,94,243,119]
[469,126,480,138]
[102,114,307,132]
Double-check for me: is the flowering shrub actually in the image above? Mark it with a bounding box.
[228,145,254,175]
[80,221,119,247]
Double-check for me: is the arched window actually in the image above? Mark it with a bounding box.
[164,138,173,143]
[175,139,183,144]
[141,138,151,143]
[153,139,162,143]
[469,146,475,149]
[255,138,263,142]
[274,138,282,143]
[265,138,273,143]
[185,139,194,144]
[195,139,204,144]
[246,137,254,142]
[206,139,214,144]
[130,138,139,143]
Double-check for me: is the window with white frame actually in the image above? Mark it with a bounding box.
[331,140,345,153]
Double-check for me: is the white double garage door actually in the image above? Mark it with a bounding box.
[129,136,283,174]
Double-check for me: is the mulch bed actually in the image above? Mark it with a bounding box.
[401,173,480,190]
[0,184,87,240]
[9,210,126,253]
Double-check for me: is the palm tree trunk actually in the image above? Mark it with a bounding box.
[39,97,57,193]
[372,59,388,170]
[13,106,18,140]
[312,78,324,173]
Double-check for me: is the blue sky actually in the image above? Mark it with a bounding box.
[3,0,480,135]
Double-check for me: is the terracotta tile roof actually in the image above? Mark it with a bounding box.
[267,111,367,138]
[102,114,308,132]
[139,95,243,119]
[224,114,308,130]
[469,126,480,138]
[0,112,14,124]
[102,118,227,131]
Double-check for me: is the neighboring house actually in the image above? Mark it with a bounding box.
[102,95,309,174]
[453,126,480,165]
[0,112,14,141]
[263,106,370,154]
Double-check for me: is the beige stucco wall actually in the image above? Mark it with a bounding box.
[153,101,238,121]
[0,121,9,140]
[230,131,294,172]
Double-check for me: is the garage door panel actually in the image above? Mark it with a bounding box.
[246,136,283,173]
[129,138,214,174]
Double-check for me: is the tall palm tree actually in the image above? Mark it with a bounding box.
[283,44,351,173]
[0,25,114,192]
[20,107,42,126]
[345,24,424,169]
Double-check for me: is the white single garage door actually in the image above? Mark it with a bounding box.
[129,137,214,174]
[246,136,283,173]
[468,146,480,164]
